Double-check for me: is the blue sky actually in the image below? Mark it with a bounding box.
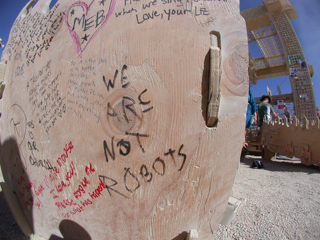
[0,0,319,109]
[240,0,320,110]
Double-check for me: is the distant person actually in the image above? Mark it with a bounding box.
[258,95,279,126]
[255,95,281,167]
[283,104,291,121]
[244,86,257,147]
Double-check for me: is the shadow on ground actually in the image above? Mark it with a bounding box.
[49,220,92,240]
[0,191,25,240]
[241,154,319,174]
[0,137,34,240]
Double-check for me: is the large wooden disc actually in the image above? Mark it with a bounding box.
[0,0,248,239]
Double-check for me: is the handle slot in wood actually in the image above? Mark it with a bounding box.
[206,31,221,127]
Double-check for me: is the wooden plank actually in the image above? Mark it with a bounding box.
[0,0,248,239]
[261,118,320,166]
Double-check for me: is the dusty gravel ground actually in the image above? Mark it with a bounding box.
[1,154,320,240]
[213,155,320,240]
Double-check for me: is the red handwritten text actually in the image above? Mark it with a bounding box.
[73,177,90,199]
[50,189,59,199]
[34,184,45,197]
[85,162,95,176]
[17,175,44,209]
[55,161,77,193]
[56,141,74,169]
[44,170,58,188]
[66,161,77,186]
[89,178,106,199]
[55,198,77,210]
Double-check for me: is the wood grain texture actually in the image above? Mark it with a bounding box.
[0,0,248,239]
[261,117,320,166]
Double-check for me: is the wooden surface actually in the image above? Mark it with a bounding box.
[261,117,320,166]
[0,0,248,239]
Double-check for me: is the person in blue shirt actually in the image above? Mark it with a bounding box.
[244,86,257,147]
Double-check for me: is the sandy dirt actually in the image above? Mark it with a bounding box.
[213,155,320,240]
[1,154,320,240]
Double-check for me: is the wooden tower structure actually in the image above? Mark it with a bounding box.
[241,0,317,121]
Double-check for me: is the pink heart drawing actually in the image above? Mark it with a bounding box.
[65,0,116,57]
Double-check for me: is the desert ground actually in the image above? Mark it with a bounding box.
[1,154,320,240]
